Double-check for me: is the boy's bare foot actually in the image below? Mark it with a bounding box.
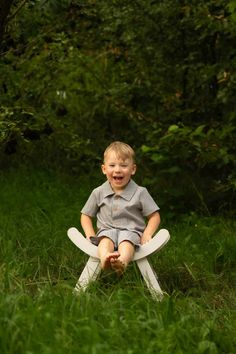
[102,252,120,270]
[110,257,127,275]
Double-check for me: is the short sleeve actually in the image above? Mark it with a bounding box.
[140,188,160,216]
[81,189,99,217]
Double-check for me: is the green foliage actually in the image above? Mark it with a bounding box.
[141,122,236,214]
[0,0,236,214]
[228,0,236,22]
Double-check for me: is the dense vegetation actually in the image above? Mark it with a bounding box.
[0,0,236,215]
[0,167,235,354]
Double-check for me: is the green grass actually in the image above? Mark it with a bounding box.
[0,166,235,354]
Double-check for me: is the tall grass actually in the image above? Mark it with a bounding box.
[0,166,235,354]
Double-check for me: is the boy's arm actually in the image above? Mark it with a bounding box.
[80,213,96,240]
[140,211,161,245]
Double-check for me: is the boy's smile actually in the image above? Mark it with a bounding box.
[101,151,136,193]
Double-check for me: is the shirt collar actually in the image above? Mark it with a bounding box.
[102,179,138,201]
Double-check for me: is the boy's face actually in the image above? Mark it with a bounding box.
[102,151,136,192]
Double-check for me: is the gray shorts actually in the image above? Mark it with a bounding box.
[90,228,140,250]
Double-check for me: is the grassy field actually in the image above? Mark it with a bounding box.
[0,166,235,354]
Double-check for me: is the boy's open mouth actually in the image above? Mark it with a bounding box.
[113,176,123,181]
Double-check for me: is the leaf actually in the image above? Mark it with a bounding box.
[141,145,153,153]
[168,125,179,133]
[192,125,206,136]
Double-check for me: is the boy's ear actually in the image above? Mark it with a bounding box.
[131,164,137,175]
[101,164,106,175]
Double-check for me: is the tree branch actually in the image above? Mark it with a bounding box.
[8,0,28,22]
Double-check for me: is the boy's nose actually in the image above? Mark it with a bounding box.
[114,165,121,172]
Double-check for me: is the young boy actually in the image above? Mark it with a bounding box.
[80,141,161,274]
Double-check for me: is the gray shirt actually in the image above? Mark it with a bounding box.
[81,179,159,236]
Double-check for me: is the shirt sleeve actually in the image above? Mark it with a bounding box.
[140,188,160,216]
[81,189,99,217]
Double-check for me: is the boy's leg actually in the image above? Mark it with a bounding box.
[111,241,135,274]
[98,237,119,270]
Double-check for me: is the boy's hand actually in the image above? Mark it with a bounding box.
[86,235,95,240]
[140,235,151,245]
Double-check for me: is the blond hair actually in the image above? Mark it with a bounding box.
[103,141,135,162]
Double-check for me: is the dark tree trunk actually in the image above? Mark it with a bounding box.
[0,0,15,45]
